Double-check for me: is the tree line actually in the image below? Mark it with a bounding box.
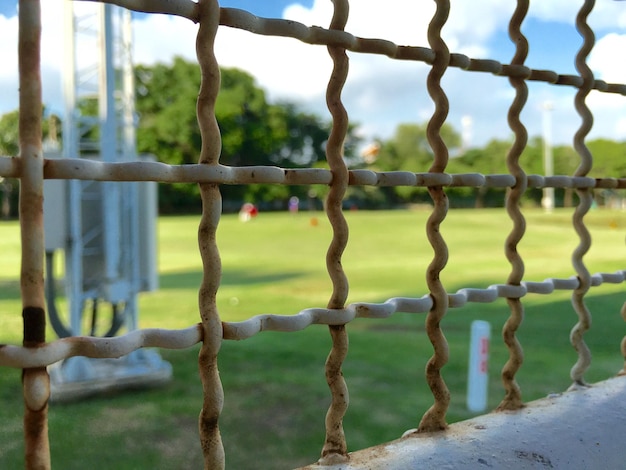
[370,126,626,209]
[134,58,361,212]
[1,57,624,217]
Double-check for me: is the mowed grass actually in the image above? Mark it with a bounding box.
[1,208,625,469]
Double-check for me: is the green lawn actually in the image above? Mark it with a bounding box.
[1,208,625,468]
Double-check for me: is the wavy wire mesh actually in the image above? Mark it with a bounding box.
[2,0,626,468]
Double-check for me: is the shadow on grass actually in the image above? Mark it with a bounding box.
[159,268,306,289]
[0,268,308,299]
[0,280,20,301]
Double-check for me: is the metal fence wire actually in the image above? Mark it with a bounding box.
[1,0,626,468]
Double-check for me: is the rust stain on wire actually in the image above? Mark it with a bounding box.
[498,0,529,413]
[417,0,451,434]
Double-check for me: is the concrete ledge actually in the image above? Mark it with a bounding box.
[299,376,626,469]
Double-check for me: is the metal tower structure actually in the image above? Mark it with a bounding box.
[44,1,169,400]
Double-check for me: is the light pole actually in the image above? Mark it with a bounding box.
[542,101,555,212]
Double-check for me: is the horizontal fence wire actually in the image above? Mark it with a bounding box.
[3,0,626,468]
[2,156,626,190]
[2,270,625,369]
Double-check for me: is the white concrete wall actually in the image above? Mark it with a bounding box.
[300,376,626,469]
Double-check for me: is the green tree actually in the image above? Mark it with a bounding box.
[450,138,512,208]
[136,58,202,167]
[586,138,626,178]
[372,122,461,202]
[268,102,331,168]
[0,110,19,219]
[0,110,19,157]
[0,109,61,218]
[585,138,626,207]
[135,57,348,211]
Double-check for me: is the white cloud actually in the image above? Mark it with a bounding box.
[528,0,626,29]
[528,0,581,24]
[0,0,67,114]
[215,29,331,104]
[444,0,513,55]
[133,14,197,64]
[586,33,626,141]
[589,33,626,83]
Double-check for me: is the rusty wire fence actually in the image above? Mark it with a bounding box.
[1,0,626,468]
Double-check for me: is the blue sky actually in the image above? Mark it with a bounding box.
[221,0,313,16]
[0,0,315,18]
[1,1,625,147]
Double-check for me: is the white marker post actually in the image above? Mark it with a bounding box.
[467,320,491,412]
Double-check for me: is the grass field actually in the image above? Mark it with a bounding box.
[0,208,625,468]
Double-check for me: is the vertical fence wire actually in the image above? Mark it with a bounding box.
[195,0,225,467]
[18,1,51,468]
[498,0,529,412]
[417,0,451,434]
[569,0,595,389]
[320,0,351,464]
